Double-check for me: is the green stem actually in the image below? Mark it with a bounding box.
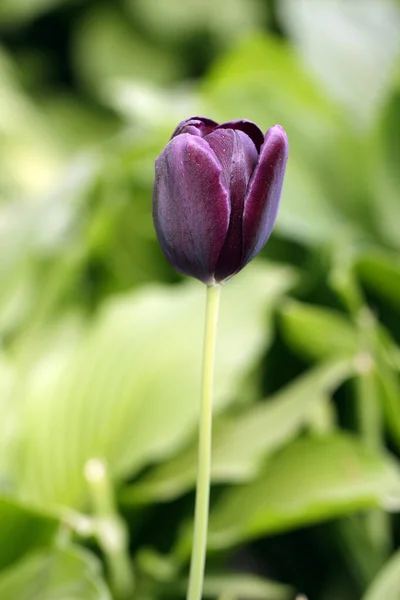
[84,458,135,600]
[187,284,221,600]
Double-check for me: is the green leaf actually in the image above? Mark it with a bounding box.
[129,0,264,44]
[375,347,400,453]
[356,251,400,308]
[279,0,400,127]
[280,301,359,360]
[205,34,343,137]
[204,34,364,245]
[0,356,18,483]
[0,48,65,198]
[363,549,400,600]
[0,496,58,571]
[72,5,180,96]
[201,573,294,600]
[204,435,400,551]
[122,359,354,503]
[0,0,69,25]
[136,548,294,599]
[368,91,400,249]
[0,545,111,600]
[18,262,295,508]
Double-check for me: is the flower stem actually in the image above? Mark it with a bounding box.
[187,284,221,600]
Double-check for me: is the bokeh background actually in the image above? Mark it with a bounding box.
[1,0,400,599]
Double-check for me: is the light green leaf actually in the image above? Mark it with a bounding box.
[122,359,354,504]
[0,545,111,600]
[0,356,18,483]
[276,156,349,245]
[0,496,58,571]
[0,48,65,198]
[363,549,400,600]
[204,435,400,551]
[18,262,295,508]
[279,0,400,127]
[280,301,359,360]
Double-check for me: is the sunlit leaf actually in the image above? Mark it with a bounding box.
[279,0,400,127]
[18,263,295,508]
[0,48,65,197]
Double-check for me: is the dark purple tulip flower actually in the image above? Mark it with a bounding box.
[153,116,289,285]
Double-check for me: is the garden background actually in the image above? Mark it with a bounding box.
[0,0,400,598]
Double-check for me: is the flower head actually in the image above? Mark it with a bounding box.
[153,116,289,284]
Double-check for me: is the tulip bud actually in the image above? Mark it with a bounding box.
[153,116,289,284]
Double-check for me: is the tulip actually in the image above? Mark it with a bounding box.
[153,116,289,284]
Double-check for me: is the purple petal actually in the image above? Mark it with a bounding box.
[171,116,218,139]
[216,120,265,153]
[241,125,289,267]
[153,133,230,284]
[205,129,258,281]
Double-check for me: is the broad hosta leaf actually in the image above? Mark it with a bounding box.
[279,0,400,127]
[280,301,359,361]
[17,262,295,508]
[122,359,354,503]
[0,496,58,571]
[203,435,400,551]
[363,549,400,600]
[0,545,111,600]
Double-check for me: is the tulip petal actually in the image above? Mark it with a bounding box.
[241,125,289,267]
[216,120,265,152]
[153,133,230,284]
[205,129,258,281]
[171,116,218,139]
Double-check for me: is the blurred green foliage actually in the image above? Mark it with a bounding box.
[0,0,400,598]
